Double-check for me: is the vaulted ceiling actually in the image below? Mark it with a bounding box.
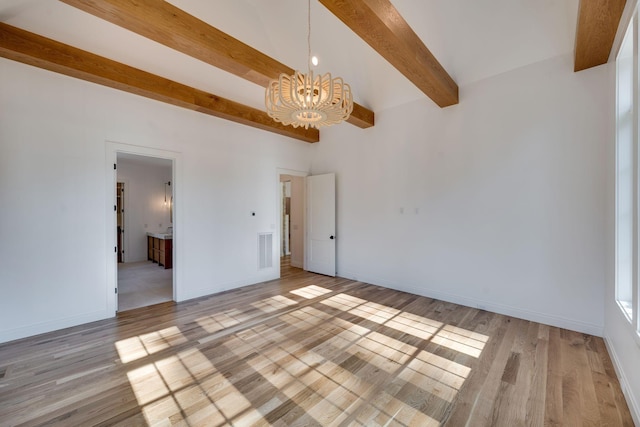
[0,0,626,142]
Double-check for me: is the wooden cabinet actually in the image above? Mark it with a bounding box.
[148,237,154,262]
[147,235,172,269]
[159,238,172,268]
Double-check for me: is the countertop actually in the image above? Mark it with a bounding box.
[147,232,173,239]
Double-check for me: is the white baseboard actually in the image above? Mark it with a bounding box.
[178,270,279,302]
[604,337,640,426]
[0,309,113,345]
[340,270,603,336]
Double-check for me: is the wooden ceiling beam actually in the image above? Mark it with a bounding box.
[319,0,458,108]
[574,0,626,72]
[0,23,319,143]
[60,0,375,128]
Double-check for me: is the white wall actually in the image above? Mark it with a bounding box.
[117,158,172,262]
[312,54,610,336]
[0,58,312,343]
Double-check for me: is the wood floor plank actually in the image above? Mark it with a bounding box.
[0,260,633,426]
[525,323,548,427]
[490,318,531,427]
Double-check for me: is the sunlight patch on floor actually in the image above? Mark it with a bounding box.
[127,363,172,406]
[195,308,251,335]
[362,331,418,363]
[397,361,460,403]
[349,301,400,324]
[251,295,298,313]
[413,350,471,387]
[353,391,441,426]
[348,333,414,371]
[280,309,327,330]
[385,311,443,340]
[244,335,366,425]
[320,293,367,311]
[115,326,186,363]
[290,284,332,299]
[126,345,262,426]
[317,290,488,359]
[431,328,485,358]
[287,305,334,324]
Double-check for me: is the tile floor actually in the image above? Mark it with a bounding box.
[117,260,172,311]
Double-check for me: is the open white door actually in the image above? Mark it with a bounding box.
[306,173,336,276]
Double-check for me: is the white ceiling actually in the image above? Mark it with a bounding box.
[0,0,580,113]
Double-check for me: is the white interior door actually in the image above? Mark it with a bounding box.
[306,173,336,276]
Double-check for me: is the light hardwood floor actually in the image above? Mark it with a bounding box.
[0,258,633,426]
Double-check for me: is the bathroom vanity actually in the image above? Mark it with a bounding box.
[147,232,172,269]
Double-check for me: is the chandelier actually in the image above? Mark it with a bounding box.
[265,0,353,129]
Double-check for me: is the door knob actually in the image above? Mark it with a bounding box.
[330,235,334,240]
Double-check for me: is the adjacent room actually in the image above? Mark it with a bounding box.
[116,153,174,312]
[0,0,639,425]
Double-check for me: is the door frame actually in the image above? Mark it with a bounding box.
[116,179,130,263]
[276,168,309,277]
[106,141,182,315]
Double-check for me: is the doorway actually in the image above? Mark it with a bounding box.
[116,153,174,311]
[278,171,307,275]
[278,170,337,278]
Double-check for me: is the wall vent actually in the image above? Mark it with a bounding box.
[258,232,273,269]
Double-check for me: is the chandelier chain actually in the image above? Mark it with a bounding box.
[307,0,311,74]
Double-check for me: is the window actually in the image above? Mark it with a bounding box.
[616,13,640,335]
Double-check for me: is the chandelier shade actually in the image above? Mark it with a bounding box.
[265,70,353,129]
[264,0,353,130]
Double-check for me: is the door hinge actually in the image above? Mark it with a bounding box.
[114,246,117,253]
[115,288,118,294]
[114,205,117,211]
[114,163,117,170]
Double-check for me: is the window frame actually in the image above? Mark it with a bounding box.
[615,10,640,344]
